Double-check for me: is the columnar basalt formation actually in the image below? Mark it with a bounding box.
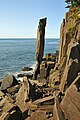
[49,6,80,120]
[36,18,47,61]
[33,17,47,79]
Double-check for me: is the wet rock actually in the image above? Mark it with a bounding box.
[22,67,33,71]
[17,72,33,78]
[1,75,18,91]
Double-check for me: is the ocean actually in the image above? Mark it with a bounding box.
[0,38,59,79]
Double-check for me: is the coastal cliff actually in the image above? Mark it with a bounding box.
[49,6,80,120]
[0,6,80,120]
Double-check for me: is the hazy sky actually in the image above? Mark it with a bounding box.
[0,0,67,38]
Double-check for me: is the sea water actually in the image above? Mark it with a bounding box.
[0,38,59,79]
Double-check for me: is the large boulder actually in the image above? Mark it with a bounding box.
[46,53,56,62]
[15,77,33,119]
[60,75,80,120]
[53,97,65,120]
[22,67,33,71]
[0,91,23,120]
[0,107,23,120]
[27,110,47,120]
[7,84,20,95]
[1,74,18,91]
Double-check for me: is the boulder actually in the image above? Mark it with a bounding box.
[39,61,55,79]
[53,97,65,120]
[15,77,34,118]
[28,110,47,120]
[17,71,33,78]
[6,110,23,120]
[0,107,23,120]
[1,75,18,91]
[33,95,54,105]
[60,76,80,120]
[47,61,55,70]
[40,61,46,78]
[22,67,33,71]
[46,53,56,61]
[0,90,23,120]
[7,84,20,95]
[49,70,60,87]
[0,79,3,86]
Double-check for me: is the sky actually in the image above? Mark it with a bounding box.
[0,0,68,38]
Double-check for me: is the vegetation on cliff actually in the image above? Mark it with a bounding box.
[65,0,80,8]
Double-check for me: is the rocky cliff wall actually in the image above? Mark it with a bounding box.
[49,6,80,91]
[59,6,80,92]
[49,6,80,120]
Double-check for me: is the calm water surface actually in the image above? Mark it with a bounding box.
[0,38,59,78]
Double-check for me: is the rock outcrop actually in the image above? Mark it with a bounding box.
[1,74,18,91]
[59,7,80,92]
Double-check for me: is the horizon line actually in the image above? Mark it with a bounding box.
[0,37,59,39]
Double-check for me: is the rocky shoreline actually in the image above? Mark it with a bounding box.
[0,6,80,120]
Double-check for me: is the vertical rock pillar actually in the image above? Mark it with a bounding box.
[33,17,47,79]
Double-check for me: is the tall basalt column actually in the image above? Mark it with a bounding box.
[33,17,47,79]
[36,17,47,61]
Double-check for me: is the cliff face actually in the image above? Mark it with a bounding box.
[50,6,80,90]
[59,6,80,92]
[49,6,80,120]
